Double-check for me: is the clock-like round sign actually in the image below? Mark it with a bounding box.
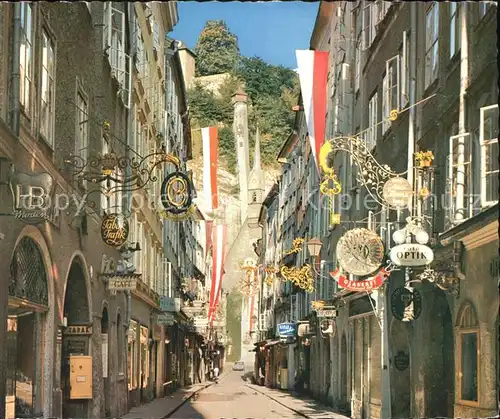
[160,172,193,215]
[336,228,385,276]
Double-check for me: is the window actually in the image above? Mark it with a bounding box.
[361,2,376,50]
[448,133,472,222]
[354,35,361,92]
[382,56,400,133]
[480,105,499,207]
[76,91,88,162]
[450,3,460,58]
[399,31,410,107]
[40,30,55,145]
[425,4,439,89]
[103,3,131,108]
[457,303,479,404]
[367,93,378,150]
[20,3,33,113]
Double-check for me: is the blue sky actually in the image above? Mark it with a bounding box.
[170,1,319,69]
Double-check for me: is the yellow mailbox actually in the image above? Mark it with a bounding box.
[69,355,92,399]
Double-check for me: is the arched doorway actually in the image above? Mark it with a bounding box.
[340,333,349,414]
[101,307,110,417]
[6,236,51,419]
[61,257,90,419]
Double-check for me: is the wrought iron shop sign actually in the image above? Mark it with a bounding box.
[2,166,55,224]
[317,309,338,318]
[382,177,413,209]
[391,287,422,322]
[389,243,434,267]
[65,325,92,335]
[158,172,196,220]
[277,322,296,338]
[336,228,385,276]
[330,268,390,291]
[100,213,129,247]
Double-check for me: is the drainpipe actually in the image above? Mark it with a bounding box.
[454,3,469,222]
[124,3,136,331]
[10,3,21,136]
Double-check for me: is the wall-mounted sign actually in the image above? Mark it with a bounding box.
[394,350,410,371]
[317,309,338,318]
[161,172,193,215]
[277,322,296,338]
[100,213,129,247]
[6,166,55,224]
[160,296,181,312]
[389,243,434,267]
[65,325,93,335]
[336,229,385,276]
[382,177,413,209]
[157,313,175,326]
[330,268,390,292]
[391,287,422,322]
[107,277,137,291]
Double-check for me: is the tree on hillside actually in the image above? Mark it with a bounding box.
[235,56,298,102]
[194,20,240,76]
[187,82,223,127]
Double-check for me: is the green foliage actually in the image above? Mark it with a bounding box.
[188,22,300,170]
[194,21,240,77]
[218,126,237,173]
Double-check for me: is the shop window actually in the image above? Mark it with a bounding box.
[140,325,149,388]
[366,92,378,150]
[457,302,479,404]
[128,320,137,390]
[425,3,439,89]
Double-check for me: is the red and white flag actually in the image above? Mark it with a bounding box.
[295,50,329,173]
[208,224,227,323]
[202,126,219,212]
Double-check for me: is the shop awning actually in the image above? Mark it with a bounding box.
[264,340,281,348]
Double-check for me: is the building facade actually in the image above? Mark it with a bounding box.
[253,1,498,418]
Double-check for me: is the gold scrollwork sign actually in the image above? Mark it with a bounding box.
[160,172,194,220]
[284,238,305,256]
[100,213,129,247]
[280,265,315,293]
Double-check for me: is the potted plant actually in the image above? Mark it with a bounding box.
[415,150,434,167]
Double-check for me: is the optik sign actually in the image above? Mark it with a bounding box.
[390,243,434,267]
[277,322,296,338]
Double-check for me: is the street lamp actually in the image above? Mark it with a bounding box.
[307,238,323,263]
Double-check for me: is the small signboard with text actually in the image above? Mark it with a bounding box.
[277,322,297,338]
[160,296,181,312]
[157,313,175,326]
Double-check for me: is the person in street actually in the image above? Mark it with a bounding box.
[213,365,219,379]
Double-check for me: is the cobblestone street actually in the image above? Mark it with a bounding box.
[167,370,348,419]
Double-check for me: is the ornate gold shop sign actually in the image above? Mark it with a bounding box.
[336,228,385,276]
[100,213,129,247]
[107,277,137,291]
[65,325,93,335]
[159,172,195,220]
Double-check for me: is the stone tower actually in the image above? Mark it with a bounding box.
[232,87,250,224]
[247,127,265,227]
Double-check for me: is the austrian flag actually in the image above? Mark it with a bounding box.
[295,50,329,173]
[201,126,219,212]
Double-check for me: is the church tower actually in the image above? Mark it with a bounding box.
[232,87,250,224]
[247,127,265,227]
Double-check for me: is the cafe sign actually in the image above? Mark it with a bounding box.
[389,243,434,267]
[330,268,390,292]
[65,325,92,335]
[100,213,129,247]
[108,277,137,291]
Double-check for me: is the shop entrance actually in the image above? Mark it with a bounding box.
[61,257,90,419]
[6,236,49,419]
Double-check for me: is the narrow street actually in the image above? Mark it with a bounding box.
[168,368,342,419]
[170,371,302,418]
